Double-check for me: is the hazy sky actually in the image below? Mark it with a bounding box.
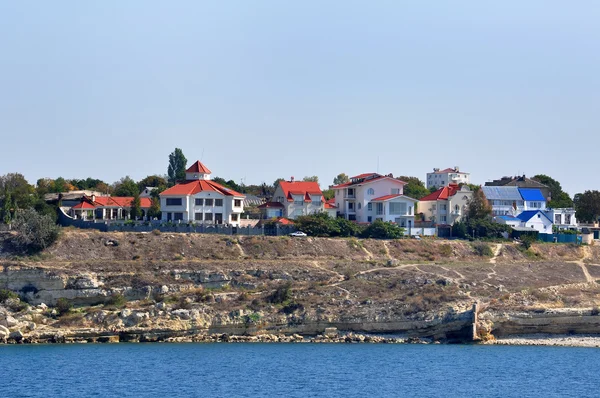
[1,1,598,195]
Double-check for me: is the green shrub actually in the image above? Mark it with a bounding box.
[152,229,162,235]
[361,220,404,239]
[107,293,127,308]
[0,289,18,303]
[268,282,292,304]
[439,244,453,257]
[11,208,60,253]
[473,242,493,257]
[520,235,536,250]
[56,298,73,315]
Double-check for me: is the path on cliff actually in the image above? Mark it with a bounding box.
[489,244,503,264]
[310,261,351,299]
[571,246,594,283]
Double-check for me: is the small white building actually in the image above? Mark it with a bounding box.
[159,161,245,226]
[544,208,577,231]
[331,172,417,228]
[427,167,470,190]
[516,210,553,234]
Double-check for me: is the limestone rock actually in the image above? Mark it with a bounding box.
[172,309,191,320]
[0,325,9,338]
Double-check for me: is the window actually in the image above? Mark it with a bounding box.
[441,204,447,210]
[166,198,182,206]
[367,216,372,222]
[391,188,400,195]
[565,214,571,224]
[358,203,362,210]
[555,214,562,224]
[174,212,184,221]
[389,202,407,215]
[432,204,437,210]
[234,199,242,207]
[215,199,223,207]
[376,203,384,215]
[348,202,354,210]
[294,199,304,205]
[367,188,375,195]
[367,203,373,211]
[205,213,213,221]
[195,213,203,221]
[231,214,238,222]
[205,199,213,206]
[195,198,203,206]
[347,188,355,197]
[441,216,447,223]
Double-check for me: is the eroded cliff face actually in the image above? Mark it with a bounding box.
[1,231,599,344]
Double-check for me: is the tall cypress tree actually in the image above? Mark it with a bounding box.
[167,148,187,186]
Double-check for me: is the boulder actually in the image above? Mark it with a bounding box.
[0,325,9,338]
[172,309,191,320]
[0,315,18,328]
[9,330,23,342]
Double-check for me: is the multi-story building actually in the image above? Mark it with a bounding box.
[331,172,417,228]
[426,167,470,189]
[418,184,473,225]
[159,161,245,226]
[544,208,577,231]
[258,178,333,220]
[482,186,547,217]
[485,175,551,202]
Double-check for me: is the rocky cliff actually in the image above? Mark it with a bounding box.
[1,230,599,344]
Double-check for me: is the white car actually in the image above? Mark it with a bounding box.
[289,231,308,237]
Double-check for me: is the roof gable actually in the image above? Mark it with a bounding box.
[516,210,552,223]
[186,161,212,174]
[420,184,461,202]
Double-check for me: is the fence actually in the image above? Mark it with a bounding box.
[538,233,578,244]
[58,209,296,236]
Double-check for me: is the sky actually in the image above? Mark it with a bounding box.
[0,1,598,196]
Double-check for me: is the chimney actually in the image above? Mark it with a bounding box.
[290,176,295,182]
[454,166,459,172]
[91,194,96,202]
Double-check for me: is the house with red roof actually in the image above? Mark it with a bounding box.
[418,183,473,225]
[69,195,153,221]
[258,178,332,220]
[159,161,245,226]
[330,172,418,228]
[426,167,470,190]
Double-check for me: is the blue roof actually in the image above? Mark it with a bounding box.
[516,210,552,223]
[498,215,519,221]
[518,188,545,201]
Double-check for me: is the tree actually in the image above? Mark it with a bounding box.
[137,175,168,191]
[302,176,319,183]
[113,176,139,197]
[148,197,161,219]
[397,176,430,200]
[2,192,13,226]
[574,191,600,223]
[322,189,335,200]
[273,178,285,189]
[129,192,142,220]
[11,208,60,253]
[212,177,242,193]
[532,174,573,208]
[167,148,187,186]
[333,173,349,185]
[0,173,35,209]
[467,188,491,221]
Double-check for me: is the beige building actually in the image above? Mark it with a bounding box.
[418,184,473,225]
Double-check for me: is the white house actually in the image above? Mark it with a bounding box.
[258,178,332,220]
[494,215,522,228]
[331,173,417,228]
[516,210,553,234]
[518,188,547,211]
[427,167,470,190]
[159,161,245,226]
[418,184,473,225]
[544,208,577,231]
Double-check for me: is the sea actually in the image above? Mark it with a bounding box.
[1,343,599,397]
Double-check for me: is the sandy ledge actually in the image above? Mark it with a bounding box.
[488,334,600,348]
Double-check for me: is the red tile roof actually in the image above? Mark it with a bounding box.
[419,184,460,201]
[92,196,152,208]
[324,202,336,209]
[72,201,96,209]
[257,202,284,209]
[160,179,244,197]
[186,161,212,174]
[371,194,418,202]
[276,217,293,225]
[278,181,323,203]
[431,168,463,174]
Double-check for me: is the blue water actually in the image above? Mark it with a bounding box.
[1,344,599,397]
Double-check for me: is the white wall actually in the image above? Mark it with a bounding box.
[523,213,553,233]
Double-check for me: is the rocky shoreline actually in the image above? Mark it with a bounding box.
[489,334,600,348]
